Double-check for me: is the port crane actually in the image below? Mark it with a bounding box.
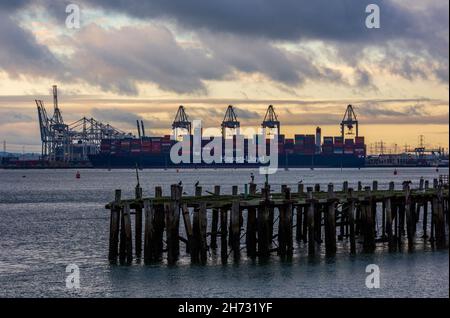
[221,105,240,138]
[36,85,129,162]
[261,105,280,136]
[341,104,359,139]
[172,105,191,140]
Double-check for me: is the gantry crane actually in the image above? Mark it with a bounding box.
[172,105,191,140]
[221,105,240,138]
[261,105,280,136]
[36,85,130,162]
[341,104,359,139]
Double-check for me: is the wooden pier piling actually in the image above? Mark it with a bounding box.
[306,188,316,256]
[134,185,143,259]
[105,177,448,266]
[246,183,257,258]
[108,189,121,264]
[231,200,241,261]
[210,186,220,249]
[325,184,337,255]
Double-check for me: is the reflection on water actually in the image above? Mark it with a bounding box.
[0,168,448,297]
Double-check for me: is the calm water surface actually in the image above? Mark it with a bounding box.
[0,167,448,297]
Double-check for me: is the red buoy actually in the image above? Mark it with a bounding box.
[393,169,398,175]
[76,171,81,179]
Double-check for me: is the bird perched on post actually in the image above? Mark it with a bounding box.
[194,181,199,187]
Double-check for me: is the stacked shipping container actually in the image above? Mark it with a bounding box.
[98,133,366,158]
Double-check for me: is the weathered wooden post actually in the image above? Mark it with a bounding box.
[191,186,203,264]
[123,202,133,264]
[343,181,348,193]
[246,184,257,258]
[296,183,304,242]
[231,200,241,261]
[285,188,293,258]
[257,186,271,258]
[314,183,320,193]
[325,183,337,255]
[135,184,143,259]
[153,186,165,260]
[372,181,378,192]
[143,199,155,264]
[302,202,308,244]
[165,184,181,265]
[358,181,362,192]
[199,202,208,264]
[220,206,228,264]
[314,185,322,244]
[434,186,446,249]
[210,185,220,249]
[306,187,315,256]
[108,189,121,264]
[297,183,304,194]
[229,185,239,246]
[181,204,193,254]
[389,181,395,191]
[119,204,126,265]
[363,187,376,253]
[278,187,293,259]
[347,188,356,254]
[404,182,414,249]
[191,205,202,264]
[433,178,438,189]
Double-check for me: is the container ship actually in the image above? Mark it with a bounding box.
[88,133,366,169]
[88,105,366,169]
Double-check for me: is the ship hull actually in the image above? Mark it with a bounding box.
[88,153,366,168]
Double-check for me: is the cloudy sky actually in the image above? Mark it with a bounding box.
[0,0,448,153]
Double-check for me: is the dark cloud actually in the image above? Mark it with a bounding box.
[63,24,229,94]
[0,0,31,10]
[0,0,447,96]
[84,0,414,42]
[0,11,64,80]
[354,68,376,90]
[200,32,347,87]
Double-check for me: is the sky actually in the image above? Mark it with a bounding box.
[0,0,448,153]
